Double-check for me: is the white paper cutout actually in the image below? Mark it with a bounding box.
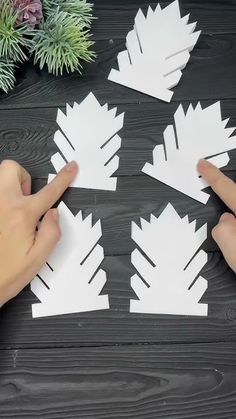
[108,0,201,102]
[31,202,109,318]
[130,203,208,316]
[48,92,124,191]
[142,101,236,203]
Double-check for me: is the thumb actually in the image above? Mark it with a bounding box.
[212,212,236,271]
[28,208,61,273]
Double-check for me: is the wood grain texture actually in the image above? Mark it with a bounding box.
[1,99,235,254]
[30,176,231,255]
[92,0,236,39]
[0,99,236,178]
[1,343,236,418]
[0,33,236,108]
[0,0,236,416]
[0,252,236,348]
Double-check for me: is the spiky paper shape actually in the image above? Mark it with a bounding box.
[48,92,124,191]
[108,0,201,102]
[31,202,109,318]
[142,102,236,203]
[130,203,208,316]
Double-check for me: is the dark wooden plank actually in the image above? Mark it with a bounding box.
[0,1,235,414]
[0,33,236,108]
[30,175,232,255]
[1,99,235,253]
[92,0,236,39]
[1,342,236,418]
[0,252,236,348]
[0,99,236,177]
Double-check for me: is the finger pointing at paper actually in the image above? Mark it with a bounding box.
[198,159,236,271]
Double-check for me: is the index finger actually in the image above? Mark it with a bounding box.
[30,161,78,217]
[197,159,236,213]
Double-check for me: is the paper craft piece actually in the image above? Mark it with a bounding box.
[48,92,124,191]
[31,202,109,318]
[130,203,208,316]
[108,0,201,102]
[142,101,236,203]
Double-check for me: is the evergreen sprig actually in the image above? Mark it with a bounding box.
[0,59,16,93]
[0,1,35,63]
[0,0,95,93]
[31,10,95,76]
[43,0,94,25]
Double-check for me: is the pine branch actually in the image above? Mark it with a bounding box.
[0,0,35,63]
[43,0,94,26]
[0,59,15,93]
[31,10,95,76]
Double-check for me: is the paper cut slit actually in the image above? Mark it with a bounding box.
[37,275,50,290]
[31,202,110,318]
[46,263,53,272]
[142,101,236,204]
[134,25,143,53]
[108,0,201,102]
[130,204,208,316]
[49,92,124,191]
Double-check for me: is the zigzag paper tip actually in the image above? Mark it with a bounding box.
[142,101,236,203]
[130,203,208,316]
[108,0,201,102]
[31,202,109,318]
[49,92,124,191]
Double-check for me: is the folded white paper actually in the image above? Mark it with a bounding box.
[108,0,201,102]
[31,202,109,318]
[143,101,236,203]
[130,203,208,316]
[48,92,124,191]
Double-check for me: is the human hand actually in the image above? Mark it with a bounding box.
[198,159,236,271]
[0,160,78,306]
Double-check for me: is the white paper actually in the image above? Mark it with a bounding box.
[142,101,236,203]
[48,92,124,191]
[130,203,208,316]
[108,0,201,102]
[31,202,109,318]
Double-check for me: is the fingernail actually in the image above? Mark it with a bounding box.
[198,159,211,168]
[51,208,59,221]
[219,212,235,223]
[65,161,78,172]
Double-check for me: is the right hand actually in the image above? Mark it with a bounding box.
[198,159,236,272]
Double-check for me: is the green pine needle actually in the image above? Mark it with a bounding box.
[0,59,15,93]
[43,0,94,26]
[31,10,95,76]
[0,1,35,63]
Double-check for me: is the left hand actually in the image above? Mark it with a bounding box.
[0,160,78,306]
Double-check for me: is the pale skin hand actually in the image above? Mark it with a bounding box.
[198,159,236,272]
[0,160,78,307]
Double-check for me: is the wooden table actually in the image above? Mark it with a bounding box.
[1,1,236,417]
